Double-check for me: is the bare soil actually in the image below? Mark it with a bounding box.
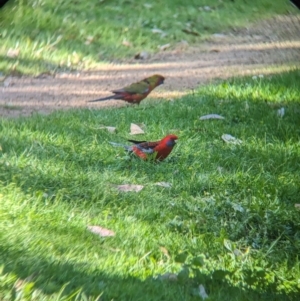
[1,15,299,118]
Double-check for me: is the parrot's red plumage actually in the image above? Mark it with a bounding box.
[88,74,165,105]
[110,134,178,161]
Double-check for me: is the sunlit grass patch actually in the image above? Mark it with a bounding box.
[0,0,294,74]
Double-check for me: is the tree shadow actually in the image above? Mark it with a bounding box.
[1,241,299,300]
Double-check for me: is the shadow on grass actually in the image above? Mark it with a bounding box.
[1,242,299,301]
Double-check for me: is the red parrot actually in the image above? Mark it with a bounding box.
[109,134,178,161]
[88,74,165,105]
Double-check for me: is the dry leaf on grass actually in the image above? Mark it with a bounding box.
[7,48,20,58]
[277,107,285,118]
[295,204,300,210]
[222,134,242,145]
[182,29,200,36]
[155,182,172,188]
[176,40,189,50]
[84,36,94,45]
[151,28,167,38]
[233,248,243,257]
[210,48,220,53]
[217,166,224,173]
[232,203,244,212]
[99,126,116,133]
[212,33,227,38]
[203,6,212,11]
[134,51,149,60]
[158,43,171,51]
[158,272,178,281]
[151,28,164,34]
[14,279,27,291]
[130,123,145,135]
[160,246,170,259]
[87,225,115,237]
[122,39,132,47]
[198,284,208,299]
[3,77,12,87]
[199,114,225,120]
[114,184,144,192]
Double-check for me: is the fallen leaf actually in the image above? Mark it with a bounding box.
[203,6,212,11]
[198,284,208,299]
[223,239,233,252]
[143,3,152,9]
[122,39,132,47]
[84,36,94,45]
[99,126,116,133]
[277,107,285,118]
[217,166,223,173]
[151,28,167,38]
[232,203,244,212]
[34,72,53,79]
[178,40,189,47]
[14,279,26,291]
[130,123,144,135]
[209,48,220,53]
[134,51,149,60]
[212,33,227,38]
[159,273,178,281]
[72,51,80,64]
[233,248,243,257]
[182,29,200,36]
[222,134,242,145]
[87,225,115,237]
[7,48,20,58]
[3,77,12,87]
[114,184,144,192]
[155,182,172,188]
[295,204,300,210]
[199,114,225,120]
[160,246,170,259]
[158,43,171,51]
[151,28,164,34]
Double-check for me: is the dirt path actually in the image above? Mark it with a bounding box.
[1,15,299,118]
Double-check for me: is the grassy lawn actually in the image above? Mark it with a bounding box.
[0,69,300,300]
[0,0,294,75]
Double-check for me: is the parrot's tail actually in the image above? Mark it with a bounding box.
[109,142,132,151]
[88,95,116,102]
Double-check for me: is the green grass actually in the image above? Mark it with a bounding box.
[0,69,300,300]
[0,0,294,75]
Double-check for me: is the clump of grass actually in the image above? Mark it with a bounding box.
[0,0,293,74]
[0,69,299,300]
